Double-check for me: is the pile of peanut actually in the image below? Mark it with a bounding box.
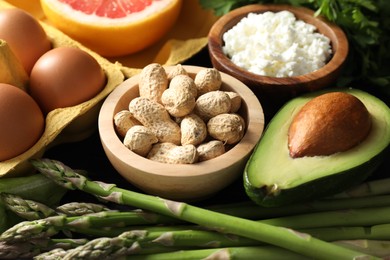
[114,63,246,164]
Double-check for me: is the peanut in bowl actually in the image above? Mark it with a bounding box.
[98,65,264,201]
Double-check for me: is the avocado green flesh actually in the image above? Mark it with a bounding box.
[244,88,390,206]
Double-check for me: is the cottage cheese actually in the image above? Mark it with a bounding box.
[222,11,332,77]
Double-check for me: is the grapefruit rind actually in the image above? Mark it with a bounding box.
[40,0,183,56]
[0,1,125,177]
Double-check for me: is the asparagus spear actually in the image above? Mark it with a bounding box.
[4,201,390,246]
[29,224,390,259]
[303,223,390,241]
[334,240,390,258]
[66,223,390,249]
[34,248,68,260]
[210,194,390,220]
[2,197,390,257]
[2,192,121,219]
[34,229,300,260]
[2,190,390,257]
[67,245,309,260]
[56,202,112,216]
[34,239,390,260]
[0,211,180,243]
[64,239,390,259]
[212,176,390,219]
[58,230,180,260]
[0,193,56,220]
[332,178,390,198]
[261,206,390,229]
[30,158,378,259]
[124,244,386,260]
[4,222,390,259]
[0,216,66,243]
[7,189,390,231]
[0,238,88,259]
[0,192,118,222]
[5,189,390,242]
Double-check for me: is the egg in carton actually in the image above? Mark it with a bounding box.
[0,1,125,177]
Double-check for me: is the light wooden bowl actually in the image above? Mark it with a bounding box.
[208,4,349,116]
[98,65,264,201]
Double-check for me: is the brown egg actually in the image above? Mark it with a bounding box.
[0,83,45,161]
[29,47,106,114]
[0,8,52,74]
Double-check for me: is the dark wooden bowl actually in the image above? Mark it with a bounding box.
[208,4,349,117]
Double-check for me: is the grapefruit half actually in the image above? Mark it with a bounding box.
[40,0,182,57]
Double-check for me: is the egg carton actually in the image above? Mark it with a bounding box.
[0,1,125,177]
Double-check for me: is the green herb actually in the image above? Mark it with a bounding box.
[200,0,390,100]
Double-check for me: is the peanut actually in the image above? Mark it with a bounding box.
[139,63,168,104]
[194,68,222,96]
[180,114,207,146]
[161,75,197,117]
[129,97,181,145]
[113,110,141,138]
[207,113,245,144]
[167,64,188,81]
[124,125,158,157]
[225,91,242,113]
[147,142,198,164]
[197,140,225,162]
[171,74,198,98]
[116,64,248,164]
[194,91,231,121]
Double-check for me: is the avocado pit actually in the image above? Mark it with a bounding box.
[288,92,371,158]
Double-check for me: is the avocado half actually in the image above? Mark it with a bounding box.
[244,88,390,207]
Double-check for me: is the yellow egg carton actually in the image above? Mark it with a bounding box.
[0,1,125,177]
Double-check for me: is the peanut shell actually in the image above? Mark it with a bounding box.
[139,63,168,104]
[180,114,207,146]
[167,64,188,81]
[207,113,245,144]
[197,140,225,162]
[194,91,231,121]
[225,91,242,113]
[129,97,181,145]
[124,125,158,157]
[147,142,198,164]
[113,110,141,138]
[161,75,197,117]
[194,68,222,96]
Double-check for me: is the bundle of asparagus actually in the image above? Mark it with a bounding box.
[0,158,389,259]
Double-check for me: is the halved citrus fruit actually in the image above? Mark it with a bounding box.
[40,0,182,57]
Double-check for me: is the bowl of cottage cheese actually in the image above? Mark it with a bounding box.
[208,4,349,116]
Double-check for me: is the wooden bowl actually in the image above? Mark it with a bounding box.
[208,4,349,117]
[98,65,264,201]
